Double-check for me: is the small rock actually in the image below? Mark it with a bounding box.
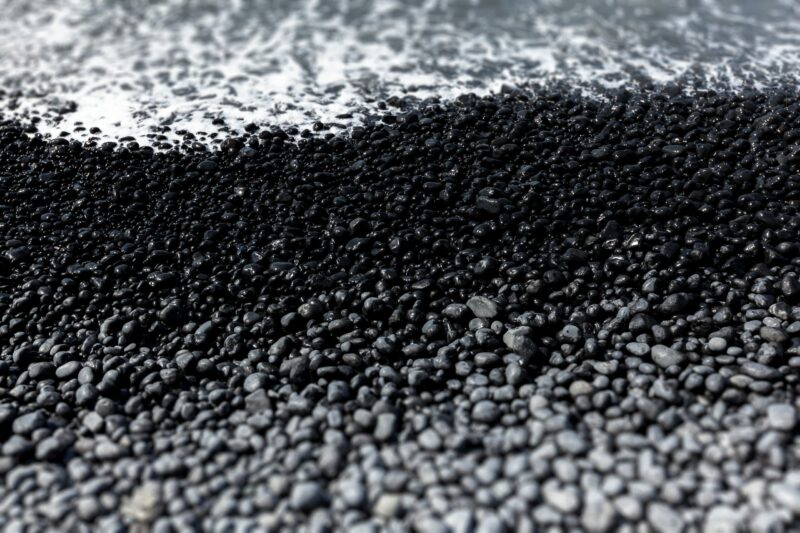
[760,326,788,343]
[556,430,588,455]
[373,493,403,518]
[290,481,327,511]
[475,513,507,533]
[741,361,780,380]
[502,327,536,358]
[444,509,475,533]
[582,489,616,532]
[243,372,270,393]
[767,403,797,431]
[769,482,800,513]
[418,428,442,451]
[467,296,499,319]
[327,381,351,403]
[569,380,593,396]
[472,400,501,424]
[651,345,686,368]
[708,338,727,352]
[704,506,742,533]
[12,411,46,435]
[544,485,579,513]
[647,502,685,533]
[374,413,398,442]
[626,342,650,356]
[557,324,582,344]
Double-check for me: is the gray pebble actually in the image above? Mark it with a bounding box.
[651,345,686,368]
[647,502,684,533]
[502,327,536,358]
[467,296,499,319]
[290,482,327,511]
[626,342,650,356]
[374,413,398,441]
[767,403,797,431]
[472,400,501,424]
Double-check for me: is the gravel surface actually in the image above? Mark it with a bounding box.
[1,87,800,531]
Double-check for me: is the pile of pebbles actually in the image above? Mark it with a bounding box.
[1,87,800,531]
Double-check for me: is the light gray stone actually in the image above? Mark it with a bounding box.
[467,296,499,319]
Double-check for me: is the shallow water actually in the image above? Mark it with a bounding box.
[2,0,799,142]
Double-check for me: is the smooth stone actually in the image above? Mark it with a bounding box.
[502,327,536,358]
[466,296,499,319]
[290,482,327,511]
[471,400,501,424]
[374,413,398,442]
[626,342,650,356]
[647,502,685,533]
[651,345,686,368]
[767,404,797,431]
[708,338,727,352]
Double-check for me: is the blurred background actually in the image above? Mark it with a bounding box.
[2,0,799,141]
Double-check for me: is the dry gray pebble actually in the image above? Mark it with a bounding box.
[767,404,797,431]
[650,345,686,369]
[647,502,685,533]
[467,296,499,319]
[290,482,328,512]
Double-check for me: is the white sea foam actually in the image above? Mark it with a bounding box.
[2,0,799,144]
